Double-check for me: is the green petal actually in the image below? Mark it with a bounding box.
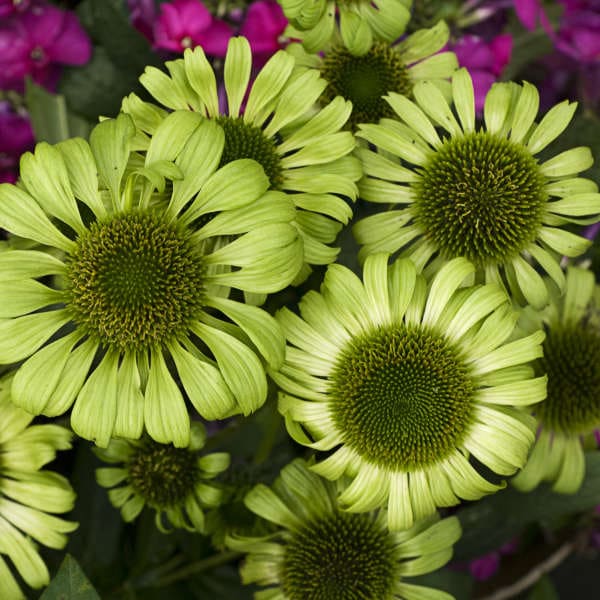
[339,9,372,56]
[197,452,230,477]
[546,192,600,216]
[145,110,202,165]
[355,146,418,182]
[452,68,475,133]
[184,46,219,116]
[409,51,458,81]
[0,279,62,318]
[121,92,167,134]
[121,495,145,522]
[55,137,106,219]
[540,146,593,178]
[191,321,267,415]
[413,80,461,136]
[553,436,585,494]
[545,176,598,196]
[0,310,70,364]
[0,184,73,251]
[396,20,449,63]
[394,581,454,600]
[363,252,392,325]
[388,257,418,322]
[113,352,144,440]
[0,554,24,599]
[11,331,81,415]
[244,51,295,126]
[357,123,429,165]
[512,254,549,309]
[89,114,136,211]
[169,342,237,420]
[422,257,474,328]
[385,92,441,147]
[526,243,566,292]
[1,472,75,513]
[537,226,591,257]
[527,99,577,154]
[510,82,539,143]
[338,464,389,512]
[184,159,269,222]
[71,351,119,447]
[96,467,128,488]
[388,472,413,531]
[19,143,85,233]
[563,266,595,325]
[280,132,355,169]
[244,484,302,530]
[484,82,512,134]
[477,376,547,406]
[140,64,190,111]
[144,349,190,447]
[0,250,64,282]
[224,37,252,118]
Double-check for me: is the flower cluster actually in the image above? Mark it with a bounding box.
[1,0,600,598]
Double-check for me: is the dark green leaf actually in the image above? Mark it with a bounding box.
[40,554,101,600]
[455,453,600,561]
[527,576,560,600]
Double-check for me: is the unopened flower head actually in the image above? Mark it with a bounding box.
[95,422,229,532]
[123,36,361,284]
[513,266,600,494]
[289,19,458,130]
[227,458,462,600]
[0,373,77,600]
[0,112,300,447]
[355,68,600,309]
[273,254,546,530]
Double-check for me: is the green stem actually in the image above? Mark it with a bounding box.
[153,551,242,587]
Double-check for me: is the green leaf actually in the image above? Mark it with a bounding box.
[40,554,101,600]
[527,576,560,600]
[455,452,600,561]
[25,80,92,143]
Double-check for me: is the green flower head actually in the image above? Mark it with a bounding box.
[279,0,412,55]
[289,19,458,130]
[0,112,300,447]
[123,36,361,284]
[513,266,600,494]
[227,458,462,600]
[355,68,600,309]
[273,254,546,530]
[95,421,229,533]
[0,374,77,600]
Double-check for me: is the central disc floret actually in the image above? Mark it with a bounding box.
[282,512,396,600]
[128,440,199,508]
[216,116,283,188]
[537,324,600,434]
[321,43,411,128]
[413,131,547,264]
[330,326,474,469]
[67,212,205,351]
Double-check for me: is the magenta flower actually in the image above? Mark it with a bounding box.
[127,0,157,43]
[0,2,92,92]
[451,34,513,112]
[0,0,31,18]
[555,0,600,62]
[153,0,232,56]
[239,0,287,67]
[468,539,519,581]
[0,100,34,184]
[513,0,552,31]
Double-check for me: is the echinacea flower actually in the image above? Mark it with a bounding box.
[0,373,77,600]
[227,458,462,600]
[280,0,412,55]
[513,266,600,493]
[288,19,458,129]
[273,253,546,530]
[95,421,229,532]
[0,112,302,447]
[153,0,232,56]
[123,36,360,283]
[354,68,600,309]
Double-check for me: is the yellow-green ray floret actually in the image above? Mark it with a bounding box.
[227,458,461,600]
[354,68,600,309]
[0,112,301,448]
[0,374,77,600]
[279,0,412,55]
[272,254,547,530]
[95,421,229,533]
[513,266,600,495]
[289,19,458,129]
[122,36,361,283]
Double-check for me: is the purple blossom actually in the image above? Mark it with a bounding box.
[468,538,519,581]
[513,0,552,32]
[0,2,92,92]
[127,0,157,43]
[451,34,513,112]
[555,0,600,63]
[0,0,31,18]
[153,0,233,56]
[239,0,287,67]
[0,100,34,183]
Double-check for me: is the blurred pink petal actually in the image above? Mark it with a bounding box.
[240,0,287,55]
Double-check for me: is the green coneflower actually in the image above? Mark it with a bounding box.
[0,113,300,447]
[227,458,461,600]
[122,36,361,284]
[288,19,458,130]
[279,0,412,55]
[513,266,600,494]
[354,68,600,309]
[0,373,77,600]
[95,421,229,532]
[272,253,546,530]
